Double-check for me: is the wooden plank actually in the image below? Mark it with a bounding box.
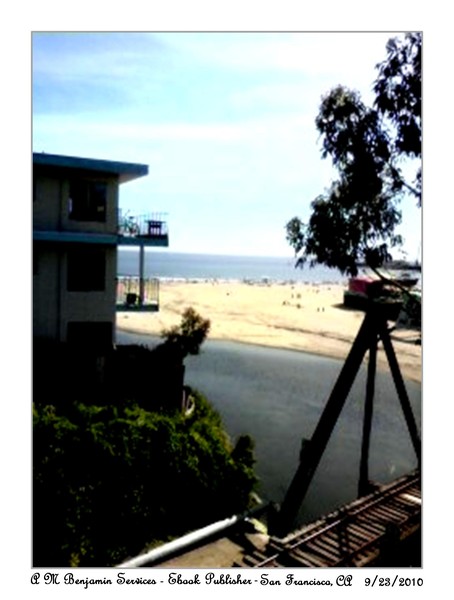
[345,521,377,539]
[384,498,415,515]
[252,552,281,568]
[353,549,381,568]
[282,552,318,568]
[309,536,344,558]
[234,472,421,569]
[334,530,364,552]
[384,495,417,512]
[354,518,386,536]
[291,548,328,567]
[371,504,408,521]
[315,532,348,553]
[368,506,404,524]
[347,523,377,543]
[304,540,340,563]
[390,496,421,511]
[357,509,391,525]
[241,555,260,567]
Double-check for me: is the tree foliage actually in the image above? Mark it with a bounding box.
[161,307,211,359]
[286,33,421,276]
[33,390,257,567]
[374,34,421,161]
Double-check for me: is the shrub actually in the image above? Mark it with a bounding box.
[33,390,257,567]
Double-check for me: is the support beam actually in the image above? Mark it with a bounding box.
[139,245,145,305]
[379,321,421,466]
[273,303,421,538]
[273,311,376,537]
[359,332,378,497]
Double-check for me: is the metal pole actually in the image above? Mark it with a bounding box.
[358,331,378,497]
[379,321,421,466]
[273,311,376,537]
[139,245,145,305]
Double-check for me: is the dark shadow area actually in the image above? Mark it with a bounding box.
[32,336,258,567]
[33,337,186,412]
[332,302,363,312]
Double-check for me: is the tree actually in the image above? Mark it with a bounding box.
[374,32,421,202]
[286,33,421,277]
[161,307,211,359]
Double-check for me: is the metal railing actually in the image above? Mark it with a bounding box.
[116,276,159,309]
[117,211,168,239]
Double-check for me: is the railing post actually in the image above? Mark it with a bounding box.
[139,246,145,305]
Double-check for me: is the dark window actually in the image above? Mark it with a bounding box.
[33,246,38,276]
[67,321,113,348]
[67,248,106,291]
[69,180,107,222]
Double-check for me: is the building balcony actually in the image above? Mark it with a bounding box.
[116,276,160,312]
[117,211,169,247]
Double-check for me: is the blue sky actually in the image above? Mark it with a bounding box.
[32,31,421,259]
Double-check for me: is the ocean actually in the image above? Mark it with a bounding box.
[117,249,349,284]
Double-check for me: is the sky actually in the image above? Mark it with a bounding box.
[32,31,422,260]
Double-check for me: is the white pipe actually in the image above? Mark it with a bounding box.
[117,513,241,568]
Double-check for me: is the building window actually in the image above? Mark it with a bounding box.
[67,248,106,291]
[69,180,107,222]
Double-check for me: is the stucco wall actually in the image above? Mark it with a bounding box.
[33,247,60,340]
[33,163,120,344]
[33,170,118,234]
[33,176,62,231]
[60,246,117,339]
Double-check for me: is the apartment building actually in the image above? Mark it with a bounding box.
[33,152,168,348]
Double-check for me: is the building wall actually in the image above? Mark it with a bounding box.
[33,169,118,234]
[33,175,62,231]
[33,244,117,344]
[33,166,120,345]
[60,245,117,340]
[33,246,60,340]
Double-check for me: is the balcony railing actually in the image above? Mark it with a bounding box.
[117,211,168,240]
[116,276,160,312]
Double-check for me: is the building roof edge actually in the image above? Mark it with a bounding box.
[33,152,148,183]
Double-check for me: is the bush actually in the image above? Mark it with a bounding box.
[33,390,257,567]
[161,307,211,358]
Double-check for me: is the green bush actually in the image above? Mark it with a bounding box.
[33,390,257,567]
[161,307,211,358]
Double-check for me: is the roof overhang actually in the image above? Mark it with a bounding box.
[33,152,148,183]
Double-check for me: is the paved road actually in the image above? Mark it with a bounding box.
[117,331,421,526]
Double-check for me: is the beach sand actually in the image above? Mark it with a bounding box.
[116,281,421,383]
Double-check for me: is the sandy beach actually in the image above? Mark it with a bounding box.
[116,281,421,383]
